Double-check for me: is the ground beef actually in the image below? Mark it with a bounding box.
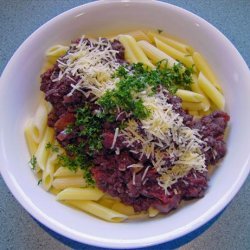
[192,111,230,164]
[92,109,229,213]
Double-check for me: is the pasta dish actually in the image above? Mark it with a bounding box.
[25,30,229,222]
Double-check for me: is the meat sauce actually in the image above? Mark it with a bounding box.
[40,39,229,213]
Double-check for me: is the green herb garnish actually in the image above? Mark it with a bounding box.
[65,124,74,134]
[76,106,104,154]
[29,155,37,170]
[157,29,163,34]
[37,179,42,185]
[54,105,109,186]
[57,153,94,186]
[98,62,193,119]
[45,142,59,153]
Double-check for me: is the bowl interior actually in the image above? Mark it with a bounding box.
[0,1,250,248]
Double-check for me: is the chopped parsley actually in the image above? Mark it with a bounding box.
[57,153,94,186]
[76,106,104,154]
[45,142,59,153]
[37,179,42,185]
[29,155,37,170]
[65,124,74,134]
[98,62,193,119]
[157,29,163,34]
[54,105,110,186]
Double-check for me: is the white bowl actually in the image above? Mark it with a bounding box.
[0,1,250,248]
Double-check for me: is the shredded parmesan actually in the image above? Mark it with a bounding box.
[120,88,208,193]
[54,36,120,98]
[141,165,150,181]
[111,128,119,149]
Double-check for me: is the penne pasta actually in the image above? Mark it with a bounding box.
[35,127,54,171]
[54,167,83,177]
[188,110,199,117]
[128,213,149,220]
[154,37,194,68]
[191,74,210,111]
[193,52,222,92]
[147,31,194,54]
[24,119,38,155]
[46,44,69,64]
[67,200,128,222]
[29,101,48,144]
[118,35,155,69]
[126,30,151,42]
[50,187,61,195]
[148,207,160,218]
[98,197,117,209]
[137,40,177,67]
[198,72,225,110]
[57,187,103,201]
[42,151,58,191]
[118,35,138,63]
[182,102,206,111]
[199,109,213,117]
[111,202,135,216]
[52,177,87,190]
[176,89,206,103]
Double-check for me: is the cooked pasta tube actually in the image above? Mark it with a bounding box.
[193,52,222,92]
[188,110,200,117]
[176,89,206,103]
[24,120,38,155]
[42,151,58,191]
[54,167,83,177]
[118,35,138,63]
[29,102,48,144]
[147,31,194,54]
[128,213,149,220]
[198,72,225,110]
[98,197,117,208]
[137,40,177,67]
[67,200,128,222]
[35,127,54,171]
[57,187,103,201]
[127,30,151,42]
[52,177,86,190]
[191,74,210,111]
[111,202,135,216]
[46,44,69,63]
[148,207,160,218]
[41,62,54,74]
[50,187,61,195]
[199,109,213,117]
[154,38,194,67]
[182,102,206,111]
[119,35,155,69]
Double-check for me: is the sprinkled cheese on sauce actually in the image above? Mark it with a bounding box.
[111,127,119,149]
[120,87,207,193]
[53,37,121,97]
[51,37,207,194]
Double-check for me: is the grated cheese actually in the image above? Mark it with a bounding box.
[111,128,119,149]
[120,88,208,193]
[53,36,121,98]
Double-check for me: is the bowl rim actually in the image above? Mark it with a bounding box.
[0,0,250,248]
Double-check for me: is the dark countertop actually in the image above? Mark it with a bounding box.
[0,1,249,249]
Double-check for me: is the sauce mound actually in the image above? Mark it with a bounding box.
[40,37,229,214]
